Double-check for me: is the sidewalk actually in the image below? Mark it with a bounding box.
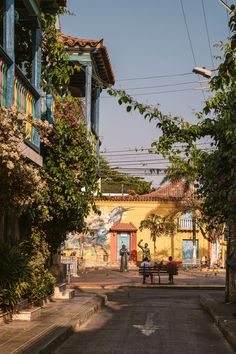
[0,268,233,354]
[0,291,107,354]
[200,295,236,352]
[69,268,226,289]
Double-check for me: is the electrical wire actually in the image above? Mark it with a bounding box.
[180,0,206,100]
[201,0,215,69]
[100,142,214,154]
[116,72,193,82]
[180,0,198,68]
[101,87,200,98]
[118,80,200,91]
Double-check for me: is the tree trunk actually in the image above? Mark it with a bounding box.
[171,233,174,259]
[225,222,236,303]
[153,240,157,261]
[192,211,197,265]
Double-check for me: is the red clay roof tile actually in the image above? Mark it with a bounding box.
[58,33,115,85]
[97,181,191,202]
[110,222,137,232]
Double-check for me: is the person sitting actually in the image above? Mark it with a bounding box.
[141,257,153,284]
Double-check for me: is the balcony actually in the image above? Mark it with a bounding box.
[0,46,42,164]
[178,217,193,230]
[0,48,11,107]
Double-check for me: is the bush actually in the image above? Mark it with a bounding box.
[0,240,56,312]
[27,265,55,304]
[0,242,31,312]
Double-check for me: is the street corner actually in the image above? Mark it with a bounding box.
[200,294,236,352]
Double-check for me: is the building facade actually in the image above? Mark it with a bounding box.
[63,182,226,268]
[0,0,65,165]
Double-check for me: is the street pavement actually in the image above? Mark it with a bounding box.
[69,267,226,288]
[54,288,234,354]
[1,268,236,353]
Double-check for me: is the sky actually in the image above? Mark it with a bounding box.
[60,0,231,187]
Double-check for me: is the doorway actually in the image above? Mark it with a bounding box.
[182,239,199,259]
[117,232,130,260]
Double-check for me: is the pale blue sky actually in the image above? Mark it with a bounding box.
[61,0,230,186]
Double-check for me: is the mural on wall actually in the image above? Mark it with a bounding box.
[63,206,129,263]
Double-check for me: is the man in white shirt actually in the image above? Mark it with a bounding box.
[141,257,153,284]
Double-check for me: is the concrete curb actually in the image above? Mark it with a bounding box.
[17,294,107,354]
[68,284,225,290]
[199,295,236,352]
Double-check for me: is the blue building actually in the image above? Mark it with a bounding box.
[0,0,65,165]
[59,33,115,152]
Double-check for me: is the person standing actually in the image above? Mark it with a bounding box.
[141,257,153,284]
[166,256,178,284]
[120,244,130,272]
[138,239,151,261]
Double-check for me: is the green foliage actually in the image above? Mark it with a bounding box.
[41,10,75,94]
[0,234,56,312]
[23,230,55,303]
[0,242,31,312]
[139,213,176,255]
[14,23,32,79]
[0,107,47,213]
[33,99,99,251]
[0,5,99,309]
[27,267,55,304]
[108,11,236,229]
[99,158,152,195]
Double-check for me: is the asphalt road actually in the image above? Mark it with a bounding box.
[54,289,234,354]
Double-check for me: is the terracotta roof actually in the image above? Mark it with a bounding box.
[140,180,191,199]
[58,33,115,86]
[110,222,137,232]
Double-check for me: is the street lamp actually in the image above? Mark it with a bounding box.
[192,67,212,79]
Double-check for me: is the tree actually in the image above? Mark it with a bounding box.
[32,99,99,252]
[108,7,236,301]
[0,4,99,309]
[139,213,175,260]
[158,148,201,264]
[99,157,152,195]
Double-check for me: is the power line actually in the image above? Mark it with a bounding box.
[116,72,193,82]
[201,0,215,69]
[102,87,199,98]
[100,148,153,154]
[119,80,200,91]
[102,153,157,158]
[100,142,214,154]
[108,162,171,167]
[180,0,197,67]
[180,0,206,100]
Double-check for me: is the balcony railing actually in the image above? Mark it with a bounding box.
[0,47,12,106]
[178,217,199,231]
[0,59,7,106]
[14,66,41,151]
[0,46,41,152]
[178,218,193,230]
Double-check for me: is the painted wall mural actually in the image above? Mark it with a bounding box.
[63,206,129,265]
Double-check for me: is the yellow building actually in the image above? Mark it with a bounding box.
[64,181,215,268]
